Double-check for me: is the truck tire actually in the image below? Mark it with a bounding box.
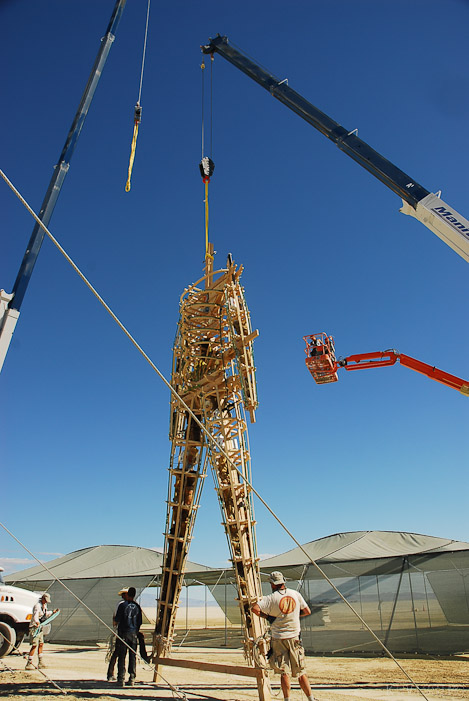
[14,630,25,648]
[0,622,16,657]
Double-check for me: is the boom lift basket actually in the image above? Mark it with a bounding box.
[304,332,338,384]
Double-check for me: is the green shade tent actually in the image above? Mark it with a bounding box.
[7,532,469,654]
[6,545,212,643]
[205,531,469,655]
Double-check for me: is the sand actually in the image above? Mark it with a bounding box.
[1,631,468,701]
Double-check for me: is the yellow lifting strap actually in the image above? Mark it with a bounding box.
[199,157,214,264]
[124,0,150,192]
[125,104,141,192]
[204,179,212,263]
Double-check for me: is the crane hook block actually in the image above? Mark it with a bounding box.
[134,103,142,125]
[199,156,215,183]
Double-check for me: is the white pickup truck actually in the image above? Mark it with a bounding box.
[0,567,39,656]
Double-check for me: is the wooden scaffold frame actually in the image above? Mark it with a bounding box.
[151,247,271,701]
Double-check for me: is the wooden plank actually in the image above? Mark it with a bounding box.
[153,656,264,679]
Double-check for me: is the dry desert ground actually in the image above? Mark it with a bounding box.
[1,608,468,701]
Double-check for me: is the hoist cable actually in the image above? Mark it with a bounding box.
[137,0,151,105]
[1,168,429,700]
[124,0,150,191]
[200,57,214,264]
[201,59,205,158]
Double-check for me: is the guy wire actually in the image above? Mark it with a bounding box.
[1,167,429,701]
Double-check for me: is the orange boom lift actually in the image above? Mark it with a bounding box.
[304,333,469,396]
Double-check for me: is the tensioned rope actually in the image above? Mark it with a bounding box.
[0,168,429,700]
[0,628,68,695]
[0,521,187,701]
[125,0,151,192]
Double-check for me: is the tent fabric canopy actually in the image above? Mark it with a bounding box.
[205,531,469,656]
[259,530,469,567]
[178,530,469,586]
[7,532,468,590]
[6,532,469,651]
[5,545,214,644]
[5,544,212,587]
[8,532,467,590]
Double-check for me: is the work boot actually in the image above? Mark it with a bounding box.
[126,677,135,686]
[117,679,125,687]
[107,674,116,682]
[25,659,34,670]
[38,658,46,669]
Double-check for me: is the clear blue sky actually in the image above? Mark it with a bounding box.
[2,0,468,576]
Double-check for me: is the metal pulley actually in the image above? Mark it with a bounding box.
[134,102,142,124]
[199,156,214,183]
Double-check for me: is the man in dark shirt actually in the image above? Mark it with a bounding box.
[114,586,142,686]
[106,587,128,681]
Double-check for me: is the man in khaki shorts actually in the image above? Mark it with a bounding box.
[252,571,315,701]
[25,593,58,669]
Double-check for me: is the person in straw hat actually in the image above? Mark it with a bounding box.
[106,587,129,682]
[252,571,315,701]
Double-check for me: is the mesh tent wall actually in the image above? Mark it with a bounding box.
[207,531,469,655]
[34,576,152,643]
[7,533,469,652]
[6,545,213,643]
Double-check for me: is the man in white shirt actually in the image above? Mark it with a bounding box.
[252,571,315,701]
[25,593,58,669]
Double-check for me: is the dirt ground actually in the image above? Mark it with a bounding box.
[1,638,468,701]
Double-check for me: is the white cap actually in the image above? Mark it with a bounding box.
[269,571,285,586]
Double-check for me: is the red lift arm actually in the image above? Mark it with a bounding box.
[304,334,469,396]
